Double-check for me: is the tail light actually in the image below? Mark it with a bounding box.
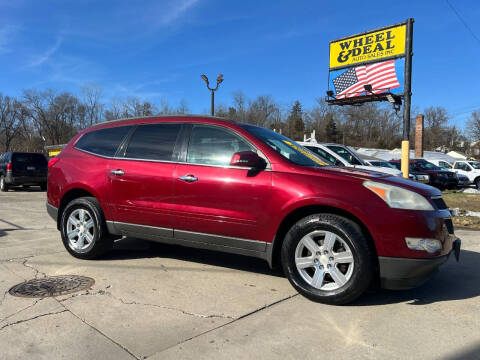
[48,157,60,169]
[6,162,11,171]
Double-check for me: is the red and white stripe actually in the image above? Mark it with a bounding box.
[337,60,400,99]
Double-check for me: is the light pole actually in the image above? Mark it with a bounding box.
[201,74,223,116]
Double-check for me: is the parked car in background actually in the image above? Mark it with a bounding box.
[0,152,48,191]
[299,142,402,177]
[429,159,453,170]
[381,161,430,184]
[47,116,460,305]
[452,160,480,189]
[390,159,457,190]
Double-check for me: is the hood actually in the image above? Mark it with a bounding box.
[354,165,402,176]
[307,166,441,197]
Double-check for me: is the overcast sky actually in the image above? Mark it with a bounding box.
[1,0,479,127]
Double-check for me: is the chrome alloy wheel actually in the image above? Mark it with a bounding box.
[295,230,354,291]
[66,209,95,252]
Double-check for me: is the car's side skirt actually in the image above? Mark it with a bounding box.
[106,221,273,265]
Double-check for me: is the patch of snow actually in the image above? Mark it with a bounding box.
[460,187,480,194]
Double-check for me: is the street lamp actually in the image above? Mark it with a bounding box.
[201,74,224,116]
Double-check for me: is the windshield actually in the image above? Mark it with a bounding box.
[370,161,396,169]
[326,145,364,165]
[439,161,452,169]
[416,160,441,171]
[241,125,326,167]
[469,161,480,169]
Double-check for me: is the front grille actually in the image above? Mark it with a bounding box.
[445,218,454,234]
[432,197,447,210]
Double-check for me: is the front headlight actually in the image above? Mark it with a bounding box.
[363,180,434,210]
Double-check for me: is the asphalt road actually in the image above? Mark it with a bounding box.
[1,189,479,359]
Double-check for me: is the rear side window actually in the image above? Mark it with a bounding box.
[75,126,132,157]
[12,153,47,166]
[124,123,182,161]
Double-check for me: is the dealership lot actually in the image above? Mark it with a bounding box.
[1,190,479,359]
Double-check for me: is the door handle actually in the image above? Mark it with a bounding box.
[178,174,198,183]
[110,169,125,176]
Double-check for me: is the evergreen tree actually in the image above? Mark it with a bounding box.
[287,100,304,140]
[325,115,338,142]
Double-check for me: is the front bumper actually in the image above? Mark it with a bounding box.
[379,238,461,290]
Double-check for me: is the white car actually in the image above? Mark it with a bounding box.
[452,160,480,188]
[428,159,453,170]
[299,142,402,177]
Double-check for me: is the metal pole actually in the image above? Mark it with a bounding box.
[211,90,214,116]
[401,18,414,179]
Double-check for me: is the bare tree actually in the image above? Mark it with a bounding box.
[81,84,104,127]
[467,110,480,141]
[0,94,22,151]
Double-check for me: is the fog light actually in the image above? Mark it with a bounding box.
[405,238,442,254]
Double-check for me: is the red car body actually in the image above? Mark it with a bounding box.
[47,116,460,291]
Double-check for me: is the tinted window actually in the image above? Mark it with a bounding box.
[326,145,363,166]
[241,125,325,167]
[187,125,254,166]
[125,123,181,161]
[76,126,132,157]
[12,153,47,166]
[304,146,336,165]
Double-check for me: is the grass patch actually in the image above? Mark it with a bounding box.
[452,216,480,230]
[443,191,480,212]
[443,190,480,229]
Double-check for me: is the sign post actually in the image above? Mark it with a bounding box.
[401,18,414,179]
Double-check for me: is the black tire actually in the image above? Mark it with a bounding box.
[40,183,47,191]
[281,213,375,305]
[476,178,480,190]
[60,197,113,259]
[0,175,8,192]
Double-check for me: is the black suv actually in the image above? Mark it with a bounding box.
[390,159,457,190]
[0,152,48,191]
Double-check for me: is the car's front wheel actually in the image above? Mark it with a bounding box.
[281,213,375,305]
[60,197,113,259]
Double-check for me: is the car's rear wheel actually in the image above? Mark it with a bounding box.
[281,213,374,305]
[0,176,8,192]
[60,197,113,259]
[475,178,480,190]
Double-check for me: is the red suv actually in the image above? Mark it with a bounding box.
[47,116,460,305]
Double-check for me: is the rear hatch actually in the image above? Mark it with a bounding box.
[11,153,48,178]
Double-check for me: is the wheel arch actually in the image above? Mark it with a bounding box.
[269,205,378,271]
[57,188,96,230]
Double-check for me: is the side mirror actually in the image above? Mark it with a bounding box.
[230,151,267,169]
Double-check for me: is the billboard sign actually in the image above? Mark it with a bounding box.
[329,23,407,71]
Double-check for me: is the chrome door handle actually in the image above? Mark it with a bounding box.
[110,169,125,176]
[178,174,198,183]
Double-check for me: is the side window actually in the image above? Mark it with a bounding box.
[305,146,337,165]
[75,126,132,157]
[187,125,254,166]
[455,162,468,171]
[125,123,182,161]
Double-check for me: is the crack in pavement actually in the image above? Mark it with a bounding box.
[59,289,234,320]
[21,258,47,279]
[55,300,139,360]
[0,298,44,323]
[145,293,299,358]
[0,309,67,331]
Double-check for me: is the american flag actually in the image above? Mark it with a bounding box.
[332,60,400,99]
